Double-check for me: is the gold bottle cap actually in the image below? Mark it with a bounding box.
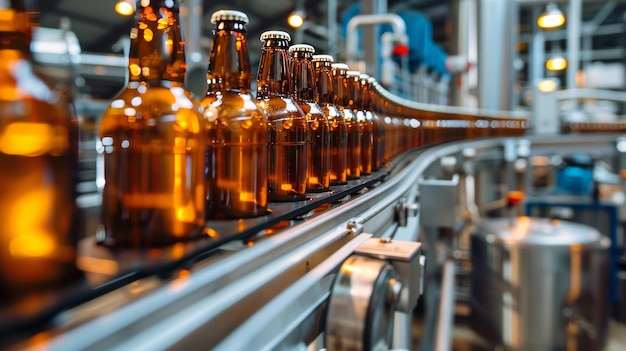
[289,44,315,53]
[211,9,248,24]
[260,30,291,41]
[331,63,349,70]
[312,54,334,62]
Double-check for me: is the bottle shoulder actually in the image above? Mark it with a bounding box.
[201,91,267,125]
[297,101,325,118]
[340,106,357,120]
[100,86,204,134]
[0,57,56,102]
[0,57,72,124]
[258,95,305,121]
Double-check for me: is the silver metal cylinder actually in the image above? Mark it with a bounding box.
[470,217,610,351]
[477,0,517,110]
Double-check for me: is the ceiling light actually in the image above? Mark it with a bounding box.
[115,0,135,16]
[546,56,567,71]
[537,3,565,30]
[288,11,305,28]
[537,79,559,93]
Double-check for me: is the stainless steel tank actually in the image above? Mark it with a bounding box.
[470,216,610,351]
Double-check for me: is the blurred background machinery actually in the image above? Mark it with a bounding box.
[9,0,626,350]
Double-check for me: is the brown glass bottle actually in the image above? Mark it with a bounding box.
[289,44,330,192]
[202,10,268,218]
[98,0,205,247]
[257,31,308,202]
[366,77,386,170]
[312,55,347,185]
[332,64,361,180]
[0,0,81,302]
[356,73,374,175]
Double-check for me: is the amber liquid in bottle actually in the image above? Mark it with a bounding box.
[202,10,268,218]
[313,56,347,185]
[257,31,308,202]
[333,65,361,180]
[98,1,205,247]
[289,45,330,192]
[368,78,385,171]
[0,2,81,303]
[356,74,374,176]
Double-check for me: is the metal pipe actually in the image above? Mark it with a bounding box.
[557,88,626,102]
[477,0,516,110]
[450,0,478,108]
[392,312,412,350]
[327,0,338,59]
[567,0,582,91]
[345,13,407,61]
[434,259,456,351]
[180,0,206,97]
[529,5,545,83]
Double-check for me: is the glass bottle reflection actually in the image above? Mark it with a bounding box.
[0,0,81,302]
[289,44,330,192]
[356,73,374,176]
[332,64,361,180]
[367,77,386,171]
[202,10,268,218]
[312,55,347,185]
[257,31,308,202]
[98,0,205,247]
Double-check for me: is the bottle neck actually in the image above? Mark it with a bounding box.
[347,76,363,109]
[256,39,291,98]
[207,21,252,93]
[128,3,186,86]
[362,81,371,110]
[313,61,334,106]
[333,69,349,107]
[290,51,316,102]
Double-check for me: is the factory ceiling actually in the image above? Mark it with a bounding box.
[35,0,626,100]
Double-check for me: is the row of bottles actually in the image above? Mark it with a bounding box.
[0,0,528,312]
[96,4,526,248]
[97,5,396,247]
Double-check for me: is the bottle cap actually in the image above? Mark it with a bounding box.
[260,30,291,41]
[331,63,349,70]
[346,70,361,77]
[367,77,377,83]
[289,44,315,53]
[211,10,248,24]
[359,73,370,80]
[312,54,334,62]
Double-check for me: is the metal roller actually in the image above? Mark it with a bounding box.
[325,255,402,351]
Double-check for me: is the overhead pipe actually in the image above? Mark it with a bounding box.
[345,13,408,68]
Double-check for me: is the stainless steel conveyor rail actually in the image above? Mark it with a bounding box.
[11,133,622,351]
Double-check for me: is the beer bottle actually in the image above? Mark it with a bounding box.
[355,73,374,175]
[257,31,308,202]
[98,0,205,247]
[202,10,268,218]
[289,44,330,192]
[332,64,361,180]
[366,77,385,171]
[312,55,347,185]
[0,0,81,302]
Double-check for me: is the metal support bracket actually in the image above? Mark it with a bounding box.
[355,238,424,313]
